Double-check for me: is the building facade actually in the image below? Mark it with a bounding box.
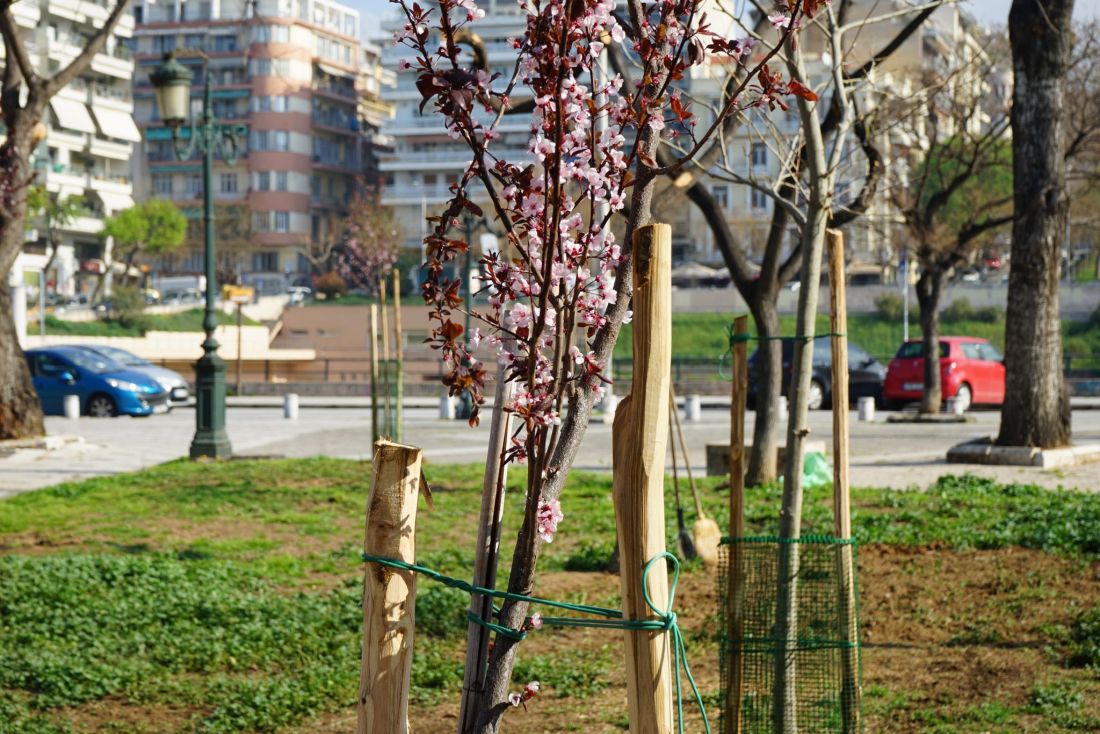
[6,0,139,300]
[379,1,990,275]
[131,0,391,294]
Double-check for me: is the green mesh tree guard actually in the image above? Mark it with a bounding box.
[717,536,862,733]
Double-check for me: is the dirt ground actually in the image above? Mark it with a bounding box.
[288,545,1100,733]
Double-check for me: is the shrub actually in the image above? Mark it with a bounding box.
[1067,607,1100,668]
[314,272,347,300]
[101,284,151,332]
[942,297,1000,324]
[874,292,904,321]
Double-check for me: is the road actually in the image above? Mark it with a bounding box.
[2,401,1099,498]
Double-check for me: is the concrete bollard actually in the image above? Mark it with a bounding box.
[63,394,80,420]
[777,395,789,417]
[439,395,456,420]
[857,396,875,422]
[685,394,702,422]
[284,393,299,420]
[947,397,965,416]
[601,394,619,425]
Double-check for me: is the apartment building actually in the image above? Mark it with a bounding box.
[379,1,990,273]
[6,0,138,299]
[131,0,391,293]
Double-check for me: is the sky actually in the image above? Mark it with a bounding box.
[350,0,1100,40]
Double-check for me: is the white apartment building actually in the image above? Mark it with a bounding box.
[379,0,989,273]
[6,0,139,300]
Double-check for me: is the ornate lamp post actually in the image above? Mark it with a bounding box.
[149,52,247,459]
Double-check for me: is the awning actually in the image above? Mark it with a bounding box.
[316,61,355,78]
[50,98,96,135]
[90,107,142,143]
[95,191,135,213]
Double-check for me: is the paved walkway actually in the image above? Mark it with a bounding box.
[2,402,1099,498]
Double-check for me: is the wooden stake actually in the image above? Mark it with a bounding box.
[670,385,720,566]
[724,314,749,734]
[827,229,861,733]
[369,304,380,446]
[393,269,404,443]
[380,278,392,438]
[358,440,423,734]
[457,360,514,734]
[612,223,674,734]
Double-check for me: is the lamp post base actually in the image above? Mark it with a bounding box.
[190,338,232,460]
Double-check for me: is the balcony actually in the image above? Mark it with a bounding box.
[382,183,456,203]
[311,113,360,134]
[311,154,360,171]
[89,137,133,160]
[379,147,530,170]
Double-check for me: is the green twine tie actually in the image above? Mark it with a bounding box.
[362,551,711,734]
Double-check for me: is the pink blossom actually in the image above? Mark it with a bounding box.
[537,498,563,543]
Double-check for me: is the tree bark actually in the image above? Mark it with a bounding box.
[914,268,944,414]
[0,112,46,440]
[997,0,1074,448]
[746,297,781,485]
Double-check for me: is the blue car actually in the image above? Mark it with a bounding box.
[24,346,170,417]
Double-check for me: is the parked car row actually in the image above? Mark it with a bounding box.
[747,335,1005,411]
[24,346,190,418]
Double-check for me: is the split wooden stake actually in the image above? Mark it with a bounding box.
[724,314,749,734]
[827,229,861,732]
[369,304,380,446]
[357,440,424,734]
[612,223,674,734]
[393,269,404,442]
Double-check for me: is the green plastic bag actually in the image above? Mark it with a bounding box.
[802,451,832,488]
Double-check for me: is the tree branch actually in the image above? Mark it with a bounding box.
[0,8,37,89]
[45,0,131,97]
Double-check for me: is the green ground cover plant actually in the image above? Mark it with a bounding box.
[2,460,1099,733]
[43,310,260,338]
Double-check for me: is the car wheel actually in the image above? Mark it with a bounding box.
[87,393,117,418]
[807,380,825,411]
[953,383,973,413]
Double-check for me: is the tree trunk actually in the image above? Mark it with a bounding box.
[997,0,1074,448]
[0,117,47,441]
[746,296,781,486]
[915,268,943,414]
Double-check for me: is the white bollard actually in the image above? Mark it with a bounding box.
[439,394,456,420]
[601,393,619,425]
[857,396,875,422]
[777,395,789,417]
[63,394,80,420]
[947,397,965,416]
[685,394,702,422]
[283,393,299,420]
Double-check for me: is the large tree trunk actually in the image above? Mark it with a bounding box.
[746,296,781,485]
[996,0,1074,448]
[0,117,47,441]
[914,268,944,414]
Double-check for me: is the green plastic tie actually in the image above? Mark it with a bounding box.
[362,551,711,734]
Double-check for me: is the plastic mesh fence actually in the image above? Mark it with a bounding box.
[717,536,862,733]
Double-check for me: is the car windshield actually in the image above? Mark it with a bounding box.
[896,341,950,359]
[93,346,150,367]
[59,348,125,374]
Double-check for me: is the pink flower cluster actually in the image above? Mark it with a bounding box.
[536,498,563,543]
[508,680,541,709]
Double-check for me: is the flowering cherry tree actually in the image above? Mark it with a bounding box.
[390,0,819,728]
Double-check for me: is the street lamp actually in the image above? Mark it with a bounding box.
[149,52,247,459]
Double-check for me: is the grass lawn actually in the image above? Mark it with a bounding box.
[2,460,1099,733]
[615,311,1100,366]
[43,310,261,338]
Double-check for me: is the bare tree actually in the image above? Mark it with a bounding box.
[0,0,132,439]
[996,0,1076,448]
[889,58,1013,413]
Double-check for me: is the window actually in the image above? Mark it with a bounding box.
[253,212,271,232]
[252,251,279,271]
[962,343,982,360]
[220,173,238,193]
[213,34,237,52]
[152,174,173,195]
[896,342,950,359]
[310,175,320,196]
[256,171,270,191]
[275,171,288,191]
[254,95,288,112]
[186,174,202,195]
[185,33,204,48]
[750,189,768,211]
[751,142,768,168]
[251,131,269,150]
[273,211,290,232]
[978,343,1003,363]
[152,35,176,53]
[712,185,729,210]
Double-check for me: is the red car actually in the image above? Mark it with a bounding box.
[884,337,1005,411]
